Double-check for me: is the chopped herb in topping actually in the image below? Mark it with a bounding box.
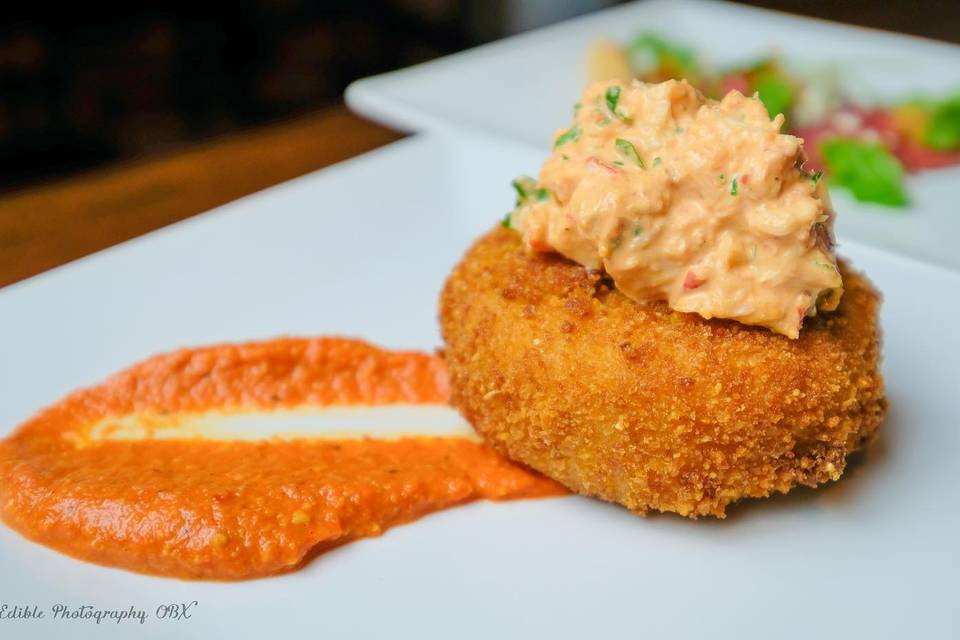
[605,86,621,113]
[751,243,758,259]
[653,157,662,167]
[562,154,570,160]
[675,127,684,134]
[811,170,824,183]
[633,225,644,238]
[506,177,548,228]
[604,85,632,123]
[615,138,644,167]
[574,102,583,113]
[815,260,835,271]
[613,160,625,166]
[554,125,581,148]
[730,176,739,195]
[511,176,548,205]
[511,177,531,200]
[598,117,611,127]
[719,173,725,181]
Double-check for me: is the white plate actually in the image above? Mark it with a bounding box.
[347,0,960,273]
[1,132,959,639]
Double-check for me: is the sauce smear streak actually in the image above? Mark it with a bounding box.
[0,337,564,580]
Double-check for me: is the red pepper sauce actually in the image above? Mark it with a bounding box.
[0,337,564,580]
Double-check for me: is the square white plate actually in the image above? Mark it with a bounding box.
[1,132,959,639]
[347,0,960,274]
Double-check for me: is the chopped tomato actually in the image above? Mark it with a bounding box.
[683,271,705,290]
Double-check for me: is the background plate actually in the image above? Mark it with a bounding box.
[1,132,958,639]
[347,0,960,273]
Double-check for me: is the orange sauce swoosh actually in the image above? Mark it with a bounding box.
[0,337,564,580]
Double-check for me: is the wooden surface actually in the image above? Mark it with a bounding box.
[0,107,402,288]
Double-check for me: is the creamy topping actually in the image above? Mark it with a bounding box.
[509,79,843,338]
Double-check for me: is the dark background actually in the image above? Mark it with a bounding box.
[1,0,957,192]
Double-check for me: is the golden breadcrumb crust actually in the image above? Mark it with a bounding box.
[439,226,886,517]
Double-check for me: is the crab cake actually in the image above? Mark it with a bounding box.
[439,226,885,517]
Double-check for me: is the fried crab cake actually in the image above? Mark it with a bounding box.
[439,226,885,518]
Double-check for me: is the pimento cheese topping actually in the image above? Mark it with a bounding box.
[509,79,843,338]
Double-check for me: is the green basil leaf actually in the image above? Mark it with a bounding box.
[628,33,698,77]
[754,72,794,119]
[924,95,960,151]
[820,138,908,207]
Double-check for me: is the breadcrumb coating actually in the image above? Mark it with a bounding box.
[439,226,886,517]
